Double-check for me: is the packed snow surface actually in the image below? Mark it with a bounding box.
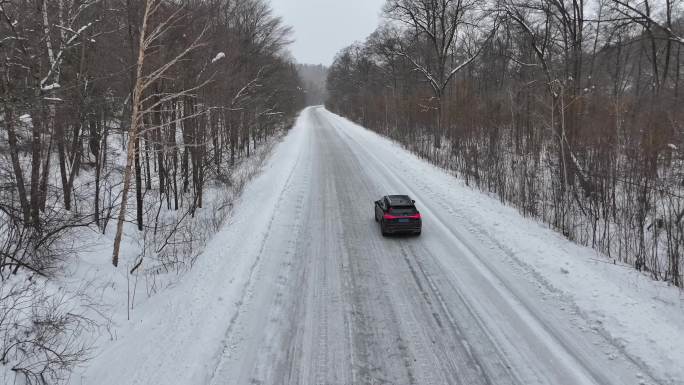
[77,107,684,385]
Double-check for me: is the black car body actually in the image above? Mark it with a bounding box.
[374,195,422,236]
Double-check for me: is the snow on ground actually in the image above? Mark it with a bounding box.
[69,113,309,385]
[72,107,684,385]
[2,111,285,385]
[322,108,684,384]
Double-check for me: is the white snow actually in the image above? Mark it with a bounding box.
[41,83,61,91]
[73,111,310,385]
[71,107,684,385]
[323,108,684,384]
[211,52,226,63]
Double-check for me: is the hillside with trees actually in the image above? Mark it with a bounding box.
[0,0,304,383]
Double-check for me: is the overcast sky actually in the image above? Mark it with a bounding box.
[269,0,386,66]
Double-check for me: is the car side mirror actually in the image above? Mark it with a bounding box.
[412,200,416,204]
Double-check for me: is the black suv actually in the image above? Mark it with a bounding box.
[374,195,422,236]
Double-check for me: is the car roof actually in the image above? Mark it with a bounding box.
[386,195,414,206]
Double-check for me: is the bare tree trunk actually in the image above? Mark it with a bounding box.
[4,105,31,223]
[170,102,179,210]
[435,94,443,149]
[144,130,152,191]
[65,122,83,207]
[56,122,70,210]
[230,113,236,166]
[112,0,153,267]
[39,130,52,212]
[29,102,44,227]
[94,119,102,228]
[153,99,166,196]
[134,133,144,231]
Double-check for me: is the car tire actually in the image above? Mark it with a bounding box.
[381,223,388,236]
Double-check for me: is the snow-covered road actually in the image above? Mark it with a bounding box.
[80,107,683,385]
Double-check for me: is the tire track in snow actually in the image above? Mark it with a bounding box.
[205,107,660,385]
[205,118,311,385]
[320,115,489,385]
[322,114,512,385]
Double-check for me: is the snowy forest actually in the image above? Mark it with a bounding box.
[327,0,684,287]
[0,0,304,382]
[297,63,329,105]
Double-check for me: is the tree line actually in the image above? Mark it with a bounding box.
[327,0,684,287]
[0,0,305,275]
[297,63,329,105]
[1,1,304,381]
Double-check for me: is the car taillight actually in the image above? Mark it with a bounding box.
[384,213,421,220]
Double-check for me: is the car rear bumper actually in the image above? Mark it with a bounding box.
[383,221,422,233]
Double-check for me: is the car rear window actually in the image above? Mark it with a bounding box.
[389,206,417,215]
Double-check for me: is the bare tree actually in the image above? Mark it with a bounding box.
[111,0,209,267]
[1,0,305,380]
[384,0,498,148]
